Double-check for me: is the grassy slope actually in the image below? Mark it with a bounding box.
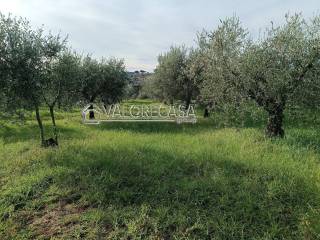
[0,103,319,239]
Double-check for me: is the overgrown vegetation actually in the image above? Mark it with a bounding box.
[0,102,319,239]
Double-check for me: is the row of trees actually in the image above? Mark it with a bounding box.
[147,14,320,137]
[0,13,128,146]
[1,12,319,143]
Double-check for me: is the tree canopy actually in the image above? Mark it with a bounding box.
[1,11,320,142]
[0,13,129,146]
[153,13,320,137]
[153,46,200,107]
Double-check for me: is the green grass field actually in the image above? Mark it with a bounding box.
[0,102,319,239]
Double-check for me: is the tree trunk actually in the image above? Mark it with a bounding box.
[49,105,58,144]
[266,105,284,138]
[35,105,45,145]
[89,104,95,119]
[203,108,210,118]
[185,97,191,110]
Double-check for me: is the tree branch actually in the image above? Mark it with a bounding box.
[291,51,319,92]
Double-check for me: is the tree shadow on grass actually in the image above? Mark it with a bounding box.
[86,114,320,155]
[91,107,270,135]
[0,123,86,144]
[43,144,319,239]
[93,118,261,135]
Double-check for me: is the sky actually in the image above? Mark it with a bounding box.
[0,0,319,72]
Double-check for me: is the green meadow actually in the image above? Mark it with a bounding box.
[0,102,319,239]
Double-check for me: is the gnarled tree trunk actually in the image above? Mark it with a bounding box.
[203,108,210,118]
[266,104,285,138]
[185,97,192,110]
[89,104,95,119]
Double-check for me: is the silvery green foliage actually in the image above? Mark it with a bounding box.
[0,12,66,111]
[197,16,248,109]
[154,46,188,103]
[99,57,128,105]
[198,14,320,136]
[0,12,66,145]
[80,56,128,104]
[242,14,320,107]
[139,74,161,99]
[80,56,101,102]
[153,46,199,106]
[43,51,81,109]
[0,13,35,111]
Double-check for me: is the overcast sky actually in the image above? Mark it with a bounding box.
[0,0,319,72]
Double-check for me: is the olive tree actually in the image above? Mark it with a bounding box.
[154,46,200,108]
[0,13,66,145]
[0,14,32,116]
[199,14,320,137]
[80,56,127,102]
[42,51,81,144]
[0,14,11,113]
[99,58,128,106]
[80,56,101,103]
[139,74,161,99]
[154,46,186,104]
[80,56,128,119]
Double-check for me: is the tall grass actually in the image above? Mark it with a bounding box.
[0,104,319,239]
